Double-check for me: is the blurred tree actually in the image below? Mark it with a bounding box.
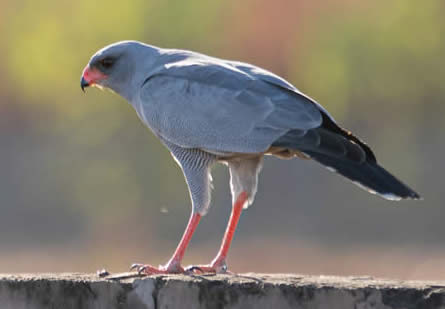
[0,0,443,276]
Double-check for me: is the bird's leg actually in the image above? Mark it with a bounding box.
[131,211,201,275]
[186,191,248,274]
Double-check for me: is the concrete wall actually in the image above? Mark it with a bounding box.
[0,273,444,309]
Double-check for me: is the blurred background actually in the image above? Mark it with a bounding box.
[0,0,444,280]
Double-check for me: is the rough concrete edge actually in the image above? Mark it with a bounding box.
[1,273,445,309]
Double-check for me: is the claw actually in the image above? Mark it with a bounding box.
[130,263,149,274]
[96,268,110,277]
[185,266,206,274]
[129,262,184,275]
[184,259,230,275]
[130,263,142,271]
[138,265,147,274]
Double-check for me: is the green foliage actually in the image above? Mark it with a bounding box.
[295,0,445,121]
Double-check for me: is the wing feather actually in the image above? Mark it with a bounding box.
[137,55,323,153]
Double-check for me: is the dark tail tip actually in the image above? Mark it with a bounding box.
[305,151,421,201]
[379,189,421,201]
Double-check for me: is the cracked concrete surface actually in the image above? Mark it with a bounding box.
[0,273,444,309]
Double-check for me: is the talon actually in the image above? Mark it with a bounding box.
[186,266,204,274]
[130,263,142,271]
[138,265,147,274]
[219,261,228,273]
[184,262,227,274]
[97,269,110,277]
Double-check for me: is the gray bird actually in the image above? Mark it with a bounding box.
[81,41,420,275]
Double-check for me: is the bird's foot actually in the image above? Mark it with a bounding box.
[130,261,184,275]
[185,258,231,274]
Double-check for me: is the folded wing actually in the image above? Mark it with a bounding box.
[137,55,324,154]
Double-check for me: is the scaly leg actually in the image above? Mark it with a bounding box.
[131,211,201,274]
[186,191,248,274]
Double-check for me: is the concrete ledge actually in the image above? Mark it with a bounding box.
[0,273,444,309]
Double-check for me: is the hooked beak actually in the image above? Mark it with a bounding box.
[80,76,89,92]
[80,65,108,92]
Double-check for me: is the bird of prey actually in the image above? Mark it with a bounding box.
[81,41,420,275]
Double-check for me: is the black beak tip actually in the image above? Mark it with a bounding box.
[80,77,89,92]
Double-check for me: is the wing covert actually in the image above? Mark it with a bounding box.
[137,57,322,153]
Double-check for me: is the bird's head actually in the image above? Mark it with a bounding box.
[81,41,158,101]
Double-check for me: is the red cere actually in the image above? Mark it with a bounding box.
[82,65,108,84]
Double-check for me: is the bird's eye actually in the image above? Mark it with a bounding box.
[100,58,114,69]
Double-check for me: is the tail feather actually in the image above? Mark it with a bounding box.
[272,118,421,200]
[303,151,420,200]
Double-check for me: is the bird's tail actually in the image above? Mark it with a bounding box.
[272,115,420,200]
[303,150,420,200]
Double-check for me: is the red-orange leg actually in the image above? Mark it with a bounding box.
[186,191,248,274]
[131,211,201,274]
